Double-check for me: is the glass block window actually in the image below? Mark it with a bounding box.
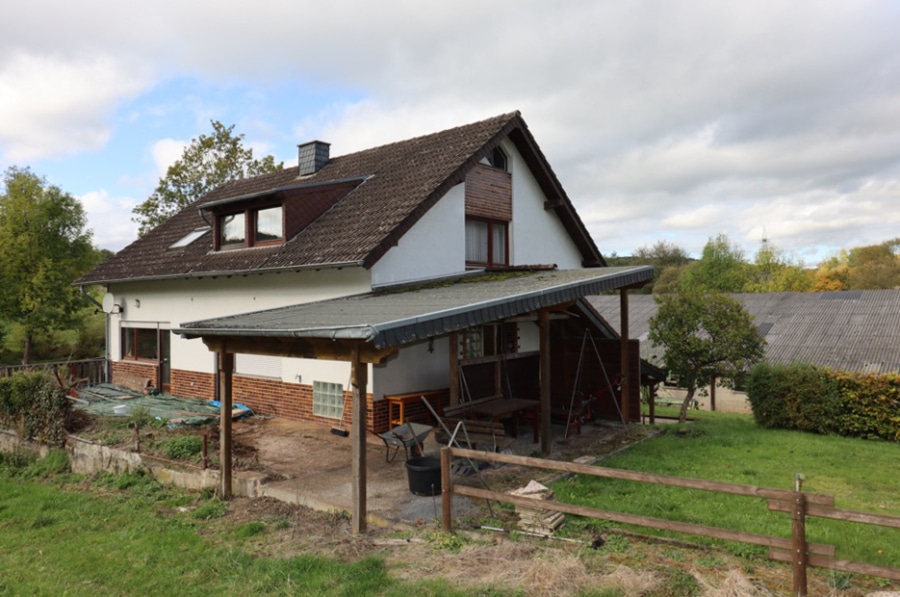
[313,381,344,419]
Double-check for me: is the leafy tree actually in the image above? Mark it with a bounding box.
[0,167,99,364]
[812,252,850,291]
[132,121,283,235]
[649,291,766,422]
[846,240,900,289]
[745,239,812,292]
[679,234,749,293]
[632,241,691,294]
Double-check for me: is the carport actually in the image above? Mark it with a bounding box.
[175,266,652,533]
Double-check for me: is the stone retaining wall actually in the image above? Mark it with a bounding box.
[0,429,265,498]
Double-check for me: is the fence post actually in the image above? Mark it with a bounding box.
[791,491,808,596]
[441,447,453,532]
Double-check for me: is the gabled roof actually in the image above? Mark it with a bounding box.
[176,267,653,350]
[589,290,900,374]
[78,112,604,286]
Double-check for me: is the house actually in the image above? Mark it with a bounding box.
[589,290,900,409]
[77,112,653,439]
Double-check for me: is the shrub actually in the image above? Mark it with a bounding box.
[161,435,204,460]
[0,372,70,445]
[748,362,900,441]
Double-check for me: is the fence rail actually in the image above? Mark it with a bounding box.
[0,358,107,387]
[439,446,900,597]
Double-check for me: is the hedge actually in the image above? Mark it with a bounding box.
[747,362,900,441]
[0,371,71,446]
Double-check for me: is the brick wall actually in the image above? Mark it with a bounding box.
[171,369,216,401]
[465,163,512,221]
[111,360,158,392]
[117,365,387,432]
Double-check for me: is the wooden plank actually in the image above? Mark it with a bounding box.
[769,500,900,528]
[450,447,835,505]
[456,485,792,550]
[770,550,900,582]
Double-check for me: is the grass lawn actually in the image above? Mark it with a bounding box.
[552,409,900,569]
[0,454,490,597]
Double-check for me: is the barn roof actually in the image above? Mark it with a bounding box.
[589,290,900,374]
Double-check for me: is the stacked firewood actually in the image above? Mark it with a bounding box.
[509,480,564,534]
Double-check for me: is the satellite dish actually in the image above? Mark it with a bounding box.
[101,293,116,313]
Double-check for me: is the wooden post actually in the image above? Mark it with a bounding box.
[448,332,459,407]
[441,447,453,532]
[350,346,368,534]
[217,349,234,499]
[791,492,808,596]
[539,308,551,455]
[709,375,717,411]
[648,384,656,425]
[619,289,630,423]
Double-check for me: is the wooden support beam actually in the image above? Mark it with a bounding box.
[202,335,397,364]
[217,349,234,499]
[449,332,459,407]
[350,345,368,534]
[619,289,630,423]
[539,308,551,455]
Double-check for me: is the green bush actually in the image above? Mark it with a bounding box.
[748,362,900,441]
[0,372,70,445]
[161,435,203,460]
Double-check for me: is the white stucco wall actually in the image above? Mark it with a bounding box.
[371,337,451,399]
[108,267,371,386]
[370,183,466,287]
[505,142,585,269]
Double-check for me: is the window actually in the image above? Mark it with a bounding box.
[217,205,283,249]
[466,218,507,267]
[487,147,507,171]
[122,328,160,360]
[169,227,210,249]
[313,381,344,419]
[463,323,518,359]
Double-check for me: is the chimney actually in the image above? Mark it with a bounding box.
[298,140,330,176]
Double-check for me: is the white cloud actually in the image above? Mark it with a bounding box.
[1,0,899,260]
[0,51,149,161]
[78,189,140,252]
[150,139,187,179]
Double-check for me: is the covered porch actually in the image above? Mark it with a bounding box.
[175,266,653,533]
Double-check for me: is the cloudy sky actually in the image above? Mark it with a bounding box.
[1,1,898,265]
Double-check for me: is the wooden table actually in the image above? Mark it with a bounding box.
[466,397,539,443]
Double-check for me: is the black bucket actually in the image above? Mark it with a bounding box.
[405,456,442,496]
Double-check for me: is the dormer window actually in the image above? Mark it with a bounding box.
[217,205,283,250]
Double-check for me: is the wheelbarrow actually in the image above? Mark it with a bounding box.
[378,421,432,463]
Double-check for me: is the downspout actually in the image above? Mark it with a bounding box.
[80,286,110,384]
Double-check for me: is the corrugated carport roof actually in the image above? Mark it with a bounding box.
[176,267,652,350]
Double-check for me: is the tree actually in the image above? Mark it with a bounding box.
[679,234,749,293]
[0,167,99,364]
[132,121,283,235]
[846,241,900,289]
[649,291,766,422]
[745,239,813,292]
[632,241,691,294]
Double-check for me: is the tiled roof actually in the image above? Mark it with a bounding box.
[588,290,900,374]
[78,112,603,285]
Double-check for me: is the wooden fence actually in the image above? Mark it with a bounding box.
[0,358,107,387]
[439,447,900,597]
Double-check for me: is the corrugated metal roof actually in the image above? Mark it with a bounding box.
[588,290,900,374]
[176,267,653,350]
